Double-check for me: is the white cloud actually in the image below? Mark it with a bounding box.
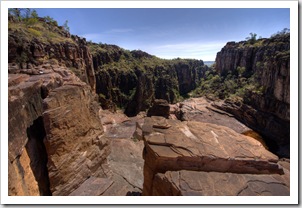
[80,28,133,42]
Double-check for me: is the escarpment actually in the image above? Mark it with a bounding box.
[8,16,109,196]
[8,17,96,91]
[90,43,208,116]
[214,34,290,157]
[8,11,290,197]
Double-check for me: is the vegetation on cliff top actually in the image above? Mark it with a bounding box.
[89,42,208,114]
[8,9,74,44]
[8,10,289,117]
[192,29,289,102]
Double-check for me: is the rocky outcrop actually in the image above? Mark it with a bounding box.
[8,64,110,196]
[8,18,96,91]
[90,43,208,116]
[173,97,250,133]
[141,117,289,196]
[147,99,170,118]
[152,167,289,196]
[214,34,290,158]
[98,111,145,195]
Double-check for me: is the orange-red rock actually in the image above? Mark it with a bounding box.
[142,116,286,196]
[8,65,109,196]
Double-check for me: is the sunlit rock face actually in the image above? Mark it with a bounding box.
[8,65,109,196]
[141,117,289,196]
[214,34,290,157]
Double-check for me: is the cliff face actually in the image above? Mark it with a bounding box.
[214,34,290,157]
[90,43,208,116]
[8,16,109,196]
[8,65,110,196]
[8,17,96,91]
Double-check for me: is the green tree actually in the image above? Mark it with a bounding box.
[237,66,246,77]
[30,9,38,19]
[24,9,38,26]
[271,28,290,38]
[8,8,21,20]
[246,32,257,44]
[63,20,70,32]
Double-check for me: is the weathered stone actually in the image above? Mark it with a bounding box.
[103,139,144,195]
[152,170,289,196]
[142,117,283,195]
[69,177,113,196]
[8,65,110,196]
[147,99,170,118]
[213,99,289,158]
[43,84,109,196]
[174,97,251,134]
[96,110,145,196]
[214,34,290,158]
[8,150,40,196]
[9,26,96,90]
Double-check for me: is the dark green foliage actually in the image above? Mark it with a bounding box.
[271,28,289,38]
[63,20,70,32]
[9,8,39,25]
[89,42,208,114]
[245,32,257,44]
[44,16,58,26]
[192,64,264,100]
[194,30,289,101]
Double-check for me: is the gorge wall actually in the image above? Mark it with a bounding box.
[214,33,290,157]
[8,16,110,196]
[8,16,96,91]
[90,43,208,116]
[8,11,291,197]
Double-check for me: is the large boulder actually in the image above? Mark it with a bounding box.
[147,99,170,118]
[141,117,288,196]
[152,168,289,196]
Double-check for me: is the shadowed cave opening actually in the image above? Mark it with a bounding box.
[26,116,52,196]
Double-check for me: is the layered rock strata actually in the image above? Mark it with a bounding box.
[90,44,208,116]
[214,34,290,157]
[8,22,96,91]
[141,116,289,196]
[173,97,250,133]
[8,65,109,196]
[147,99,170,119]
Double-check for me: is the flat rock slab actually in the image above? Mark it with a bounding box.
[100,110,145,140]
[69,177,113,196]
[152,170,290,196]
[142,117,286,195]
[143,117,281,175]
[107,139,144,191]
[174,97,250,134]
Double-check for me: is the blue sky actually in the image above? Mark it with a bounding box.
[35,8,289,61]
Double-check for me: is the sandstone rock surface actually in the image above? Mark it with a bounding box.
[147,99,170,118]
[152,169,289,196]
[8,65,110,196]
[141,117,288,196]
[173,97,250,133]
[99,112,145,195]
[214,34,290,158]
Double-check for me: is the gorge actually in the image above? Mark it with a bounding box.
[7,11,290,197]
